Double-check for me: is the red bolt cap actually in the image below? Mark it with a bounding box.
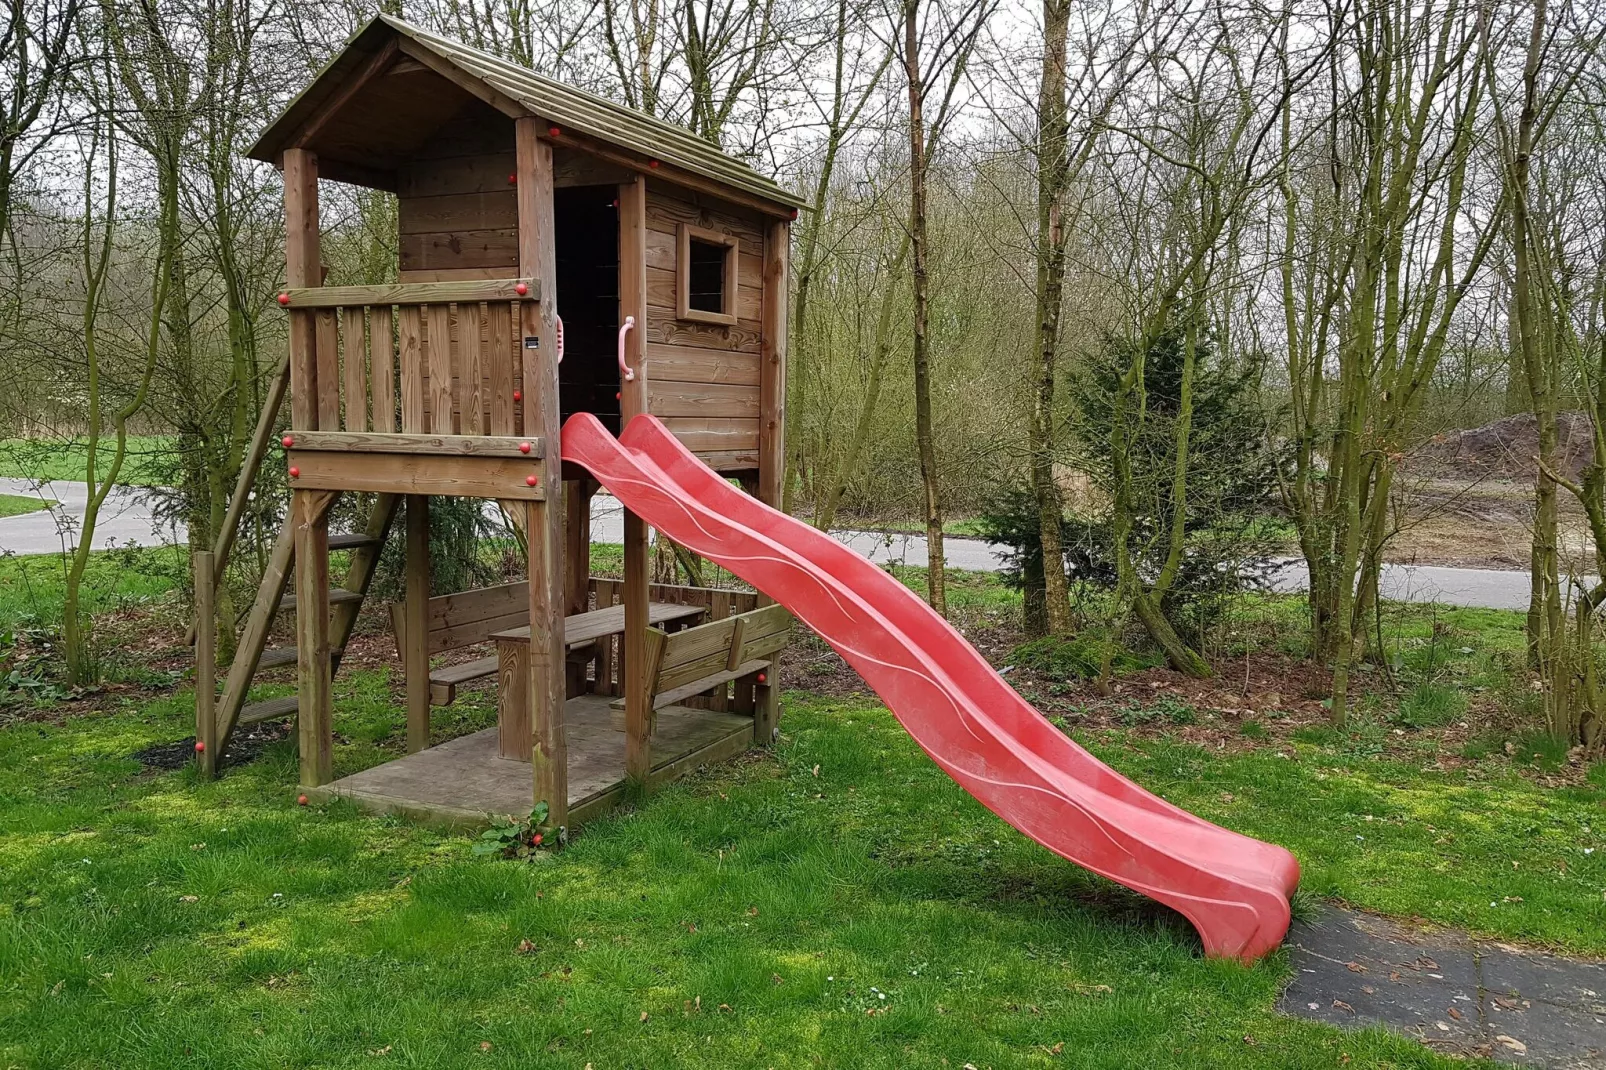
[515,282,528,296]
[277,292,290,305]
[194,740,206,753]
[612,198,620,208]
[297,794,309,806]
[513,390,522,402]
[288,466,300,478]
[790,208,799,220]
[547,125,560,137]
[756,672,767,684]
[615,391,621,401]
[648,159,660,169]
[526,474,538,486]
[281,435,294,448]
[533,832,543,845]
[508,173,517,184]
[519,441,532,454]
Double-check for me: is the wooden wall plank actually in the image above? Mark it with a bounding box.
[646,263,762,322]
[398,306,426,432]
[342,306,368,432]
[642,343,760,385]
[315,309,341,430]
[285,278,536,308]
[644,316,762,353]
[397,151,517,198]
[401,228,520,274]
[488,301,515,434]
[659,418,760,453]
[425,303,455,434]
[398,190,517,234]
[646,381,760,419]
[461,302,486,434]
[370,305,396,432]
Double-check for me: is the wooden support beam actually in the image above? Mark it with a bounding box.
[216,520,296,751]
[405,495,431,752]
[759,218,788,513]
[517,116,568,829]
[292,39,400,150]
[294,489,338,787]
[287,431,544,457]
[193,552,217,779]
[284,148,321,430]
[618,174,653,780]
[281,280,539,310]
[287,450,545,499]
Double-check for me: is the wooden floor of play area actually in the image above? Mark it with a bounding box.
[317,694,754,826]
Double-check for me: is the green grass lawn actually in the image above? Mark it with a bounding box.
[3,661,1601,1067]
[0,492,51,518]
[0,436,175,487]
[0,545,189,634]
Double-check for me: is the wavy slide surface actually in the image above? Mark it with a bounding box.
[561,413,1299,961]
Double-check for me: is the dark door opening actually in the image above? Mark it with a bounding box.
[554,185,621,433]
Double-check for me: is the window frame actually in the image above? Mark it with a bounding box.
[676,223,740,326]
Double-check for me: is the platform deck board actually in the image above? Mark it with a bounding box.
[318,694,750,825]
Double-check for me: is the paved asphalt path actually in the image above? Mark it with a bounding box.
[1,479,1542,611]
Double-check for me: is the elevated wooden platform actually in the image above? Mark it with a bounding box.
[307,693,753,828]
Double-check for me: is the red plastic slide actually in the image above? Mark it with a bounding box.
[561,413,1299,961]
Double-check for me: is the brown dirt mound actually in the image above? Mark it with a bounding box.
[1409,411,1594,481]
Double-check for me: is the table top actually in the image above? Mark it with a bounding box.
[491,601,707,646]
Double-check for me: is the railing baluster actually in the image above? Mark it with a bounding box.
[426,302,455,435]
[342,306,368,432]
[371,305,396,433]
[398,306,425,434]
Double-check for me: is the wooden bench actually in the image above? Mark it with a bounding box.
[390,582,709,706]
[610,603,792,728]
[389,581,597,706]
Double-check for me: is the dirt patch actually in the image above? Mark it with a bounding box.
[132,719,291,770]
[1409,411,1595,482]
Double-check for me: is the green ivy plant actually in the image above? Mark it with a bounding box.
[472,801,564,859]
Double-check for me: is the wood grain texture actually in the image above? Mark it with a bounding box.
[314,309,341,430]
[517,117,568,828]
[460,302,486,434]
[283,149,321,431]
[283,278,537,308]
[760,218,789,510]
[370,305,396,432]
[401,227,520,274]
[425,302,455,434]
[342,306,368,431]
[398,190,517,234]
[488,300,516,434]
[397,152,518,198]
[294,489,337,787]
[658,418,759,453]
[193,552,217,779]
[646,262,761,322]
[644,314,762,353]
[646,381,760,419]
[289,449,545,499]
[289,431,543,456]
[398,306,426,432]
[404,495,430,752]
[642,342,760,385]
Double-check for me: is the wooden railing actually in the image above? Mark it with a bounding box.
[282,279,541,437]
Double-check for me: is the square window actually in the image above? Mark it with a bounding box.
[677,223,739,326]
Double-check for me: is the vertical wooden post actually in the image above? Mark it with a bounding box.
[404,495,431,752]
[759,218,789,513]
[283,148,321,431]
[755,221,789,743]
[618,175,653,780]
[565,479,594,695]
[193,551,217,779]
[294,490,335,788]
[517,117,568,827]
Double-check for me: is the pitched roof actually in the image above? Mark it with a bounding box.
[247,14,806,211]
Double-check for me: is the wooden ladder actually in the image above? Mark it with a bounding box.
[190,354,400,768]
[212,491,399,757]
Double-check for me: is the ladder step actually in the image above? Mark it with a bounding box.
[328,532,381,551]
[278,589,364,612]
[258,646,345,669]
[238,695,299,725]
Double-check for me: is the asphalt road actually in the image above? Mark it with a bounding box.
[1,479,1543,611]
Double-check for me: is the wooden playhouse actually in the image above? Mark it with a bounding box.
[189,14,803,829]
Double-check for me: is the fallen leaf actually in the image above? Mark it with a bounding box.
[1389,971,1403,983]
[1048,1041,1064,1054]
[1447,1007,1462,1021]
[812,764,820,777]
[747,906,759,916]
[718,1003,732,1012]
[1332,1000,1354,1015]
[771,973,784,985]
[1417,957,1439,970]
[639,1011,649,1023]
[1493,996,1520,1010]
[1361,985,1375,995]
[479,1041,493,1052]
[515,939,537,954]
[1345,961,1367,973]
[1495,1035,1527,1055]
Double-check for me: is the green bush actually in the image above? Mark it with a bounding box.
[1009,634,1156,680]
[1394,682,1467,728]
